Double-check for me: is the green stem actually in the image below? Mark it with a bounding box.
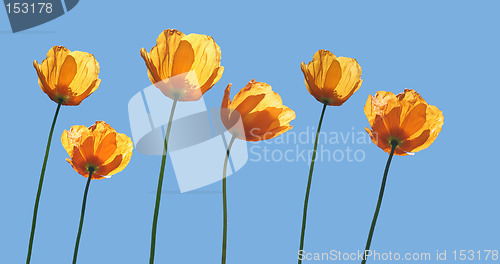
[149,99,178,264]
[361,141,397,264]
[298,103,327,264]
[26,102,62,264]
[221,136,236,264]
[72,169,94,264]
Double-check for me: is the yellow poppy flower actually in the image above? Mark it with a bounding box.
[364,89,444,156]
[61,121,133,179]
[140,29,224,101]
[33,46,101,105]
[301,49,362,106]
[221,79,296,141]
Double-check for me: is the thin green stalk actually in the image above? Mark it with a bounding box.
[26,102,62,264]
[221,136,236,264]
[149,99,178,264]
[361,141,398,264]
[72,168,94,264]
[298,103,327,264]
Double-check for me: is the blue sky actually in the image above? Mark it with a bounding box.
[0,1,499,263]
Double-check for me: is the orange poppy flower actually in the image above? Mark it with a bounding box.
[33,46,101,105]
[61,121,133,179]
[221,79,296,141]
[301,49,362,106]
[140,29,224,101]
[364,89,444,156]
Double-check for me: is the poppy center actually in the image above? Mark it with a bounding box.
[56,94,68,104]
[387,136,402,148]
[85,164,98,175]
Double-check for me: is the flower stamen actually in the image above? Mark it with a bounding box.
[85,164,97,175]
[387,136,402,148]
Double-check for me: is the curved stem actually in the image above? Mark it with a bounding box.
[221,136,236,264]
[298,103,327,264]
[72,169,94,264]
[26,102,62,264]
[149,99,178,264]
[361,142,397,264]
